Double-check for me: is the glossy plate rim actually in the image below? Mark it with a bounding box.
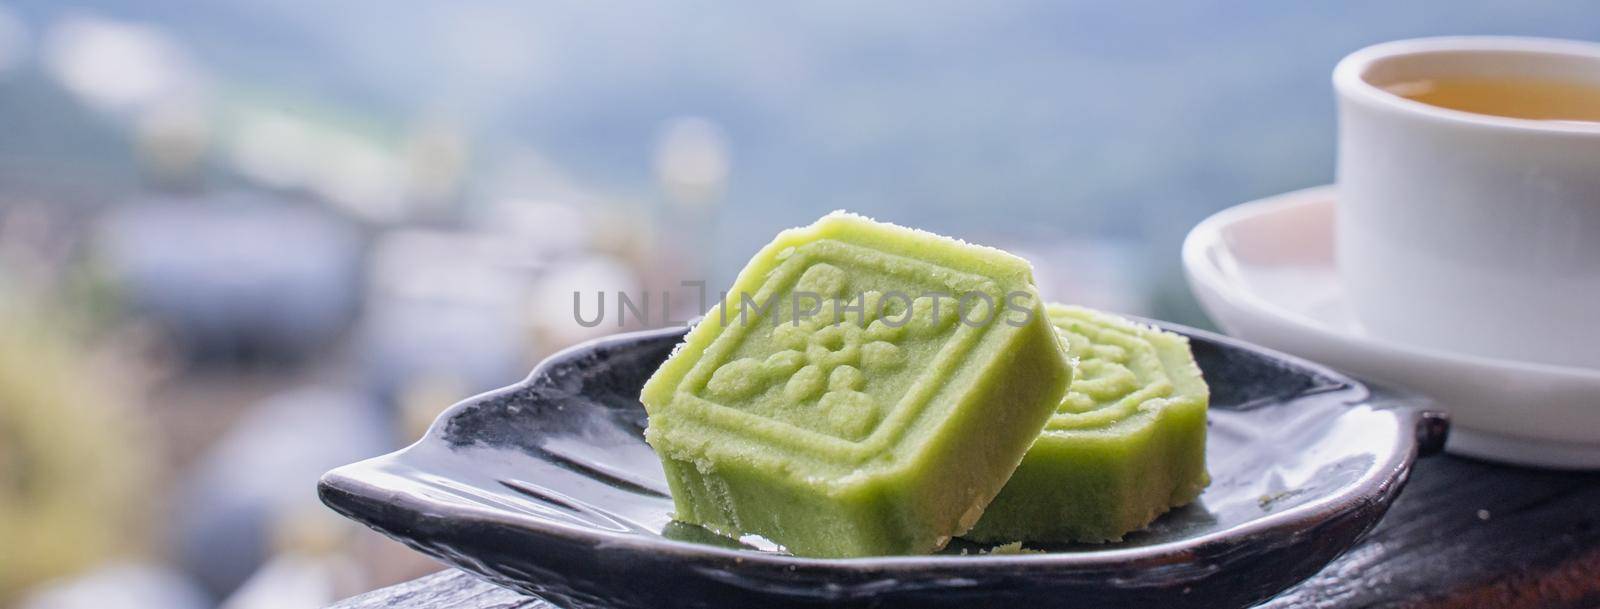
[320,319,1446,573]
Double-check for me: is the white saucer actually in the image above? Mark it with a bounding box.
[1183,185,1600,469]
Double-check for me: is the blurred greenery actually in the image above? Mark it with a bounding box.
[0,296,154,603]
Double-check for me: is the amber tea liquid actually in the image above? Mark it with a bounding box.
[1383,76,1600,123]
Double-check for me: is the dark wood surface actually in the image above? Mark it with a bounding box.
[329,455,1600,609]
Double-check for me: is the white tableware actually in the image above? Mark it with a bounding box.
[1334,36,1600,369]
[1184,186,1600,469]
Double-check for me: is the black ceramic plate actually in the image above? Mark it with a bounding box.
[320,321,1448,609]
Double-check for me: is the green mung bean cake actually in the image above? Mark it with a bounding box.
[966,304,1210,543]
[640,212,1072,557]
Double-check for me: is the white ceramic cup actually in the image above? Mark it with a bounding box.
[1334,36,1600,370]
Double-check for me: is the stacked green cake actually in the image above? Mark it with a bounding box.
[966,304,1210,543]
[639,212,1209,557]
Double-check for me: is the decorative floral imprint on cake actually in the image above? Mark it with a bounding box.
[1046,310,1179,431]
[698,262,970,441]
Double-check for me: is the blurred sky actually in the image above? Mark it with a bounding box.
[3,0,1599,320]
